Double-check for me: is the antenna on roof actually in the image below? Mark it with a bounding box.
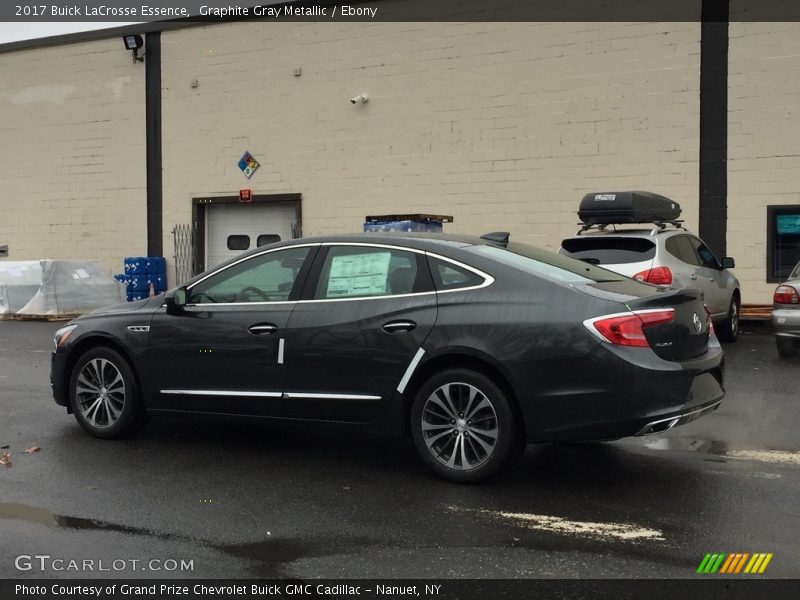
[480,232,510,246]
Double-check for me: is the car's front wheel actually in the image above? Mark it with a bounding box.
[69,347,143,438]
[776,337,800,358]
[410,369,518,483]
[716,295,740,343]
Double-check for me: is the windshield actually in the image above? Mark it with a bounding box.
[467,243,628,284]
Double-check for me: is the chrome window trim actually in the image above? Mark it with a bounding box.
[425,251,495,294]
[186,242,321,293]
[175,241,495,309]
[319,241,427,254]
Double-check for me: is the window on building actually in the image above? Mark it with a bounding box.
[767,206,800,282]
[227,235,250,251]
[256,234,281,247]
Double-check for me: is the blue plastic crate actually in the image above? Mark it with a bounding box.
[145,256,166,275]
[363,220,443,233]
[126,275,148,293]
[126,291,147,302]
[146,274,166,293]
[124,257,148,275]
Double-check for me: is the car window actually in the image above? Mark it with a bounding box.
[189,246,311,304]
[315,246,419,299]
[666,235,700,266]
[429,257,485,291]
[560,237,656,265]
[469,243,626,283]
[689,237,720,269]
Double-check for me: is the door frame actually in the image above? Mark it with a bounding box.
[191,193,302,275]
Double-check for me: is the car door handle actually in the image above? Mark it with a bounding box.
[382,320,417,334]
[248,323,278,335]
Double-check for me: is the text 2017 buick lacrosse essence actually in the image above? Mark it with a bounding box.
[51,233,724,482]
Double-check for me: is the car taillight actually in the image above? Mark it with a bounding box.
[774,285,800,305]
[585,309,675,347]
[632,266,673,285]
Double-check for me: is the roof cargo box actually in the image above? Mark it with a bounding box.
[578,191,681,225]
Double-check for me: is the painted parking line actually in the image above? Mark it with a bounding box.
[726,449,800,466]
[448,506,665,542]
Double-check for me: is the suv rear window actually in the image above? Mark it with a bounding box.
[560,237,656,264]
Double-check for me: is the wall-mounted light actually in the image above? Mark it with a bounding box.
[350,93,369,104]
[122,34,144,63]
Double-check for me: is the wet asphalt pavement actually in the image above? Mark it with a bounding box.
[0,320,798,579]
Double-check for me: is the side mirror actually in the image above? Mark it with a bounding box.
[721,257,735,269]
[166,286,187,315]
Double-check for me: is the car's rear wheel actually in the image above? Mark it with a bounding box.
[776,337,800,358]
[69,347,143,439]
[716,295,740,343]
[410,369,518,483]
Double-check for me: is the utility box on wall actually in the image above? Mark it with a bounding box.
[0,245,8,258]
[364,214,454,233]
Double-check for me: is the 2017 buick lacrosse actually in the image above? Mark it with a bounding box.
[51,233,725,482]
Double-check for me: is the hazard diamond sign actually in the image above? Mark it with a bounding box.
[238,151,260,179]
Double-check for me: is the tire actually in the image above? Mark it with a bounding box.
[776,337,800,358]
[410,369,519,483]
[716,295,740,343]
[69,347,144,439]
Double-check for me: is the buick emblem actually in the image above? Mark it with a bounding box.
[693,313,702,333]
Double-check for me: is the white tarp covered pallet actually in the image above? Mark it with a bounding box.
[0,260,123,319]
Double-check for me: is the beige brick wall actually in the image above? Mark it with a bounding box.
[728,19,800,304]
[0,38,146,277]
[161,18,701,285]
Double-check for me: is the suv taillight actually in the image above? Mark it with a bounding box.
[774,285,800,305]
[633,266,673,285]
[585,309,675,347]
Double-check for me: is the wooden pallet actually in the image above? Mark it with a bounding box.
[741,304,772,320]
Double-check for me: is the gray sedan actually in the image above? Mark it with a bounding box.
[773,261,800,358]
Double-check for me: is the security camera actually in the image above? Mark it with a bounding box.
[350,93,369,104]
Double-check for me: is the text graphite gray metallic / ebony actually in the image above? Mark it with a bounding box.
[51,233,725,482]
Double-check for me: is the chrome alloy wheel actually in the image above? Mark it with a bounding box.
[75,358,126,428]
[421,382,498,470]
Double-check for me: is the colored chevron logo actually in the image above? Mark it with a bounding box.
[696,553,773,574]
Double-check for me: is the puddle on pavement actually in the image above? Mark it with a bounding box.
[639,437,800,466]
[0,501,362,577]
[0,501,178,539]
[641,437,730,456]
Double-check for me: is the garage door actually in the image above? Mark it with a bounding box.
[206,203,297,269]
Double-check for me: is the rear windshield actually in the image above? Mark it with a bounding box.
[560,237,656,265]
[467,243,626,284]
